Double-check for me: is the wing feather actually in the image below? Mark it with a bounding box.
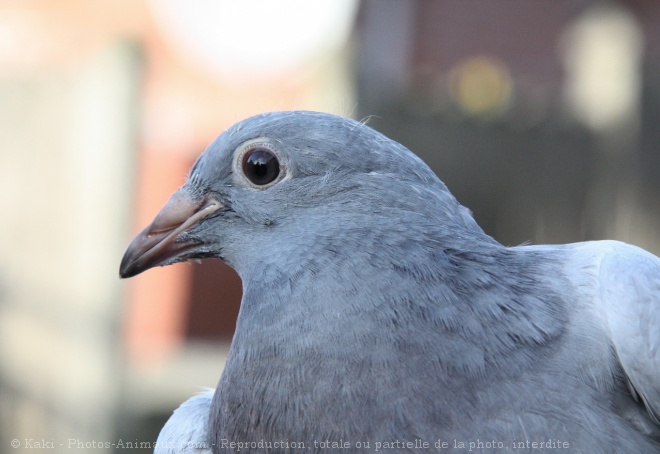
[155,388,215,454]
[597,241,660,422]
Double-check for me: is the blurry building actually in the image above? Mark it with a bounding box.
[357,0,660,251]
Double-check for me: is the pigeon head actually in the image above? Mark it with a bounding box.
[119,111,481,279]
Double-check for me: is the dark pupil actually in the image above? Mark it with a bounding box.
[244,149,280,185]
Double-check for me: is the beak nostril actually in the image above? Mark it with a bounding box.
[119,189,223,278]
[148,191,205,233]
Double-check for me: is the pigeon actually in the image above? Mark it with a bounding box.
[120,111,660,453]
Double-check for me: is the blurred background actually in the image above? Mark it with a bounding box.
[1,0,659,451]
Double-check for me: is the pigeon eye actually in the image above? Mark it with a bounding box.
[242,147,281,186]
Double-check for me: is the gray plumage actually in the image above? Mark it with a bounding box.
[120,111,660,453]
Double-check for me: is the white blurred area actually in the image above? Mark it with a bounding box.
[560,4,656,247]
[150,0,358,78]
[0,44,138,449]
[562,3,644,143]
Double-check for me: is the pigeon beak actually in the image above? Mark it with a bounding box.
[119,189,223,278]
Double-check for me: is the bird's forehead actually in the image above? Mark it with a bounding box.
[190,111,436,184]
